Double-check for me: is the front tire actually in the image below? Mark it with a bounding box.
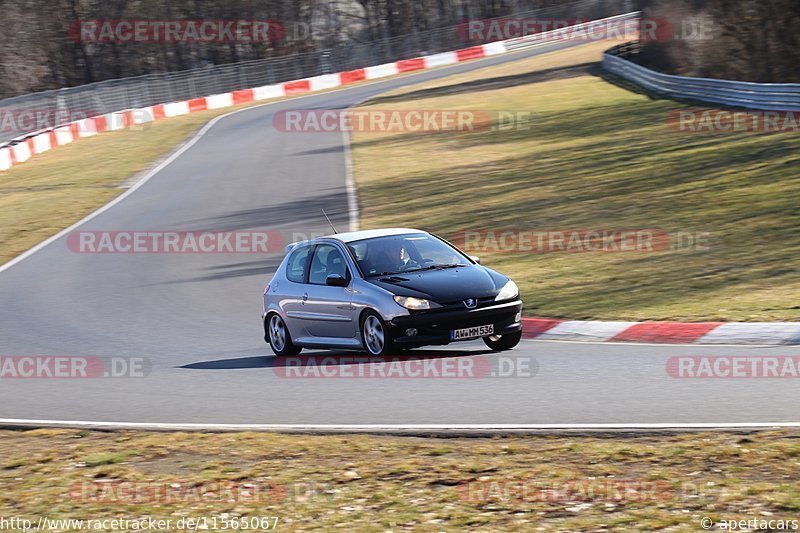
[483,330,522,351]
[266,314,302,356]
[360,311,396,356]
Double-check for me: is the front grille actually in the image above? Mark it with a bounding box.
[396,300,521,330]
[439,296,497,310]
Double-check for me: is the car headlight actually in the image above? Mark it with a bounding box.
[393,296,441,310]
[495,280,519,301]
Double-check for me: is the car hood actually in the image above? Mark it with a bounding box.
[366,265,509,303]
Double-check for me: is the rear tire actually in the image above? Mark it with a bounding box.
[360,311,396,356]
[483,330,522,351]
[266,314,302,356]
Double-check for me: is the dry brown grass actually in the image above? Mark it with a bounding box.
[0,429,798,531]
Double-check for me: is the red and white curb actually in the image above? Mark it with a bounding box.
[0,13,638,172]
[522,318,800,345]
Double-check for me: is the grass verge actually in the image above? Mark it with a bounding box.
[0,429,798,531]
[350,41,800,322]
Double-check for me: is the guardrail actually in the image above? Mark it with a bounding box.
[603,43,800,111]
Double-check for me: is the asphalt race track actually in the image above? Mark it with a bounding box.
[1,41,798,429]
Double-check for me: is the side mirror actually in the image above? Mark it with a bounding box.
[326,274,348,287]
[469,255,481,264]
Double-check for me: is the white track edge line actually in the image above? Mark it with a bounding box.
[342,128,360,233]
[0,419,799,432]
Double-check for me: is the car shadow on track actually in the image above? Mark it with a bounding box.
[180,349,495,370]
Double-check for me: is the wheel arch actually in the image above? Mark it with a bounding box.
[264,310,296,343]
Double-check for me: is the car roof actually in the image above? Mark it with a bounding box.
[284,228,428,253]
[323,228,426,244]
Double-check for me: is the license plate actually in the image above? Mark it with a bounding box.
[451,324,494,341]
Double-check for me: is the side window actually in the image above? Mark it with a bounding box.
[286,246,311,283]
[309,245,348,285]
[348,243,367,262]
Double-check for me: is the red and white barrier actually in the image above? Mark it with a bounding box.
[0,147,11,171]
[341,69,367,84]
[105,111,134,131]
[365,62,400,80]
[482,41,507,56]
[32,132,51,154]
[253,85,284,101]
[308,74,342,92]
[424,51,459,68]
[75,117,100,138]
[206,93,235,110]
[11,141,32,164]
[163,101,191,118]
[0,15,637,171]
[54,125,74,146]
[136,107,156,124]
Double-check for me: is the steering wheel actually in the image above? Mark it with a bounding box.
[398,259,422,271]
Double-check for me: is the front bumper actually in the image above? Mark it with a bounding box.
[389,299,523,347]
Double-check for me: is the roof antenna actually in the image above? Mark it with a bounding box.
[322,208,338,234]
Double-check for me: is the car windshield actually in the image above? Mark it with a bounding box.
[347,233,470,277]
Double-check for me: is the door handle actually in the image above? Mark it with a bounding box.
[302,293,308,303]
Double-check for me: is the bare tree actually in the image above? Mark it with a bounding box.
[0,0,598,99]
[639,0,800,82]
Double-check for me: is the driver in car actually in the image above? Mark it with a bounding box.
[370,239,413,275]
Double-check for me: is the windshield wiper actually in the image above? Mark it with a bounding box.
[405,263,467,273]
[369,271,400,277]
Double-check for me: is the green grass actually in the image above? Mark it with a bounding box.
[0,429,799,531]
[351,41,800,322]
